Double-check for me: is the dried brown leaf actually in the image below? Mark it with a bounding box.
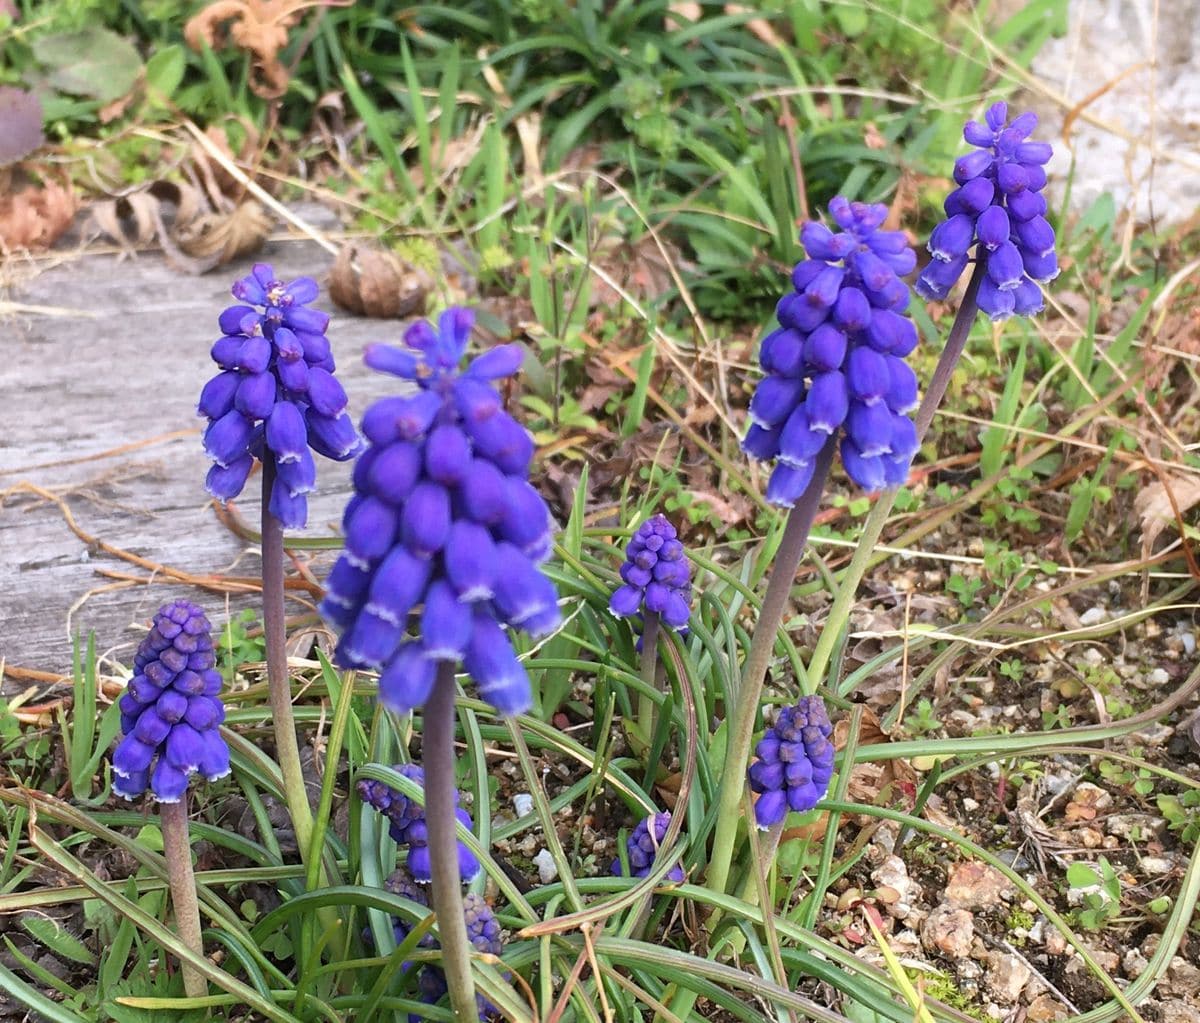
[0,181,77,251]
[328,243,432,319]
[89,182,270,274]
[184,0,349,99]
[1134,471,1200,556]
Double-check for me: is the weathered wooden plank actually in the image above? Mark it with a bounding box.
[0,221,416,682]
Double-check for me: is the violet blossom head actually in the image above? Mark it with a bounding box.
[916,102,1057,319]
[610,811,685,883]
[406,891,504,1021]
[358,763,480,883]
[373,871,504,1021]
[320,307,560,717]
[743,197,922,499]
[749,696,835,828]
[199,263,359,528]
[609,514,691,631]
[111,601,229,803]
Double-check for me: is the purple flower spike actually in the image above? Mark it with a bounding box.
[749,696,835,828]
[357,764,480,884]
[199,264,360,529]
[917,105,1056,319]
[743,198,921,495]
[321,308,559,717]
[111,602,229,803]
[609,515,692,633]
[611,811,685,883]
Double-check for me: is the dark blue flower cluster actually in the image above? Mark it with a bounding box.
[749,696,836,827]
[379,870,504,1022]
[610,811,685,882]
[200,263,359,528]
[358,764,480,883]
[112,601,229,803]
[320,308,560,716]
[916,102,1057,320]
[609,514,691,631]
[743,197,922,499]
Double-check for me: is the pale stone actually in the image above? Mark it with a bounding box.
[1026,994,1069,1022]
[985,951,1031,1004]
[921,905,974,960]
[944,861,1014,910]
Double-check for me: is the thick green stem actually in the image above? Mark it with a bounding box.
[635,611,661,750]
[261,456,315,859]
[706,437,836,900]
[805,260,986,694]
[160,797,207,998]
[424,664,476,1020]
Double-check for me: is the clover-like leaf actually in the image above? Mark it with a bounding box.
[31,27,142,104]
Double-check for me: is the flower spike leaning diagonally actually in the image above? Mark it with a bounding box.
[916,101,1057,320]
[112,600,229,802]
[742,197,922,498]
[199,263,359,527]
[320,307,560,717]
[358,765,481,884]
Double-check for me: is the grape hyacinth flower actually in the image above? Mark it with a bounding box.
[916,102,1057,320]
[408,893,505,1022]
[742,197,922,500]
[611,811,685,883]
[358,765,480,883]
[609,514,692,631]
[749,697,835,828]
[320,307,560,716]
[370,872,505,1022]
[199,263,359,529]
[112,600,230,803]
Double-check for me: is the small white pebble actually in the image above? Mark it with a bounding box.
[1080,607,1108,626]
[1181,632,1197,656]
[1147,668,1170,686]
[512,793,534,817]
[532,849,558,884]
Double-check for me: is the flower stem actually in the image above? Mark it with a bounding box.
[636,611,661,753]
[160,797,207,998]
[805,260,985,694]
[261,455,315,859]
[705,436,836,900]
[425,662,476,1020]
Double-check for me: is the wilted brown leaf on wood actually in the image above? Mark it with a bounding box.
[329,243,432,319]
[0,181,77,252]
[89,180,270,274]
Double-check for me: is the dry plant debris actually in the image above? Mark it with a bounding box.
[185,0,351,98]
[328,243,432,319]
[0,180,77,252]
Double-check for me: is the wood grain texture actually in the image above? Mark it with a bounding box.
[1,218,415,683]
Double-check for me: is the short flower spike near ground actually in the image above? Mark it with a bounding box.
[609,514,692,631]
[749,696,836,828]
[112,600,229,802]
[320,307,560,717]
[357,764,480,883]
[199,263,359,528]
[611,811,685,882]
[742,197,922,499]
[917,102,1057,319]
